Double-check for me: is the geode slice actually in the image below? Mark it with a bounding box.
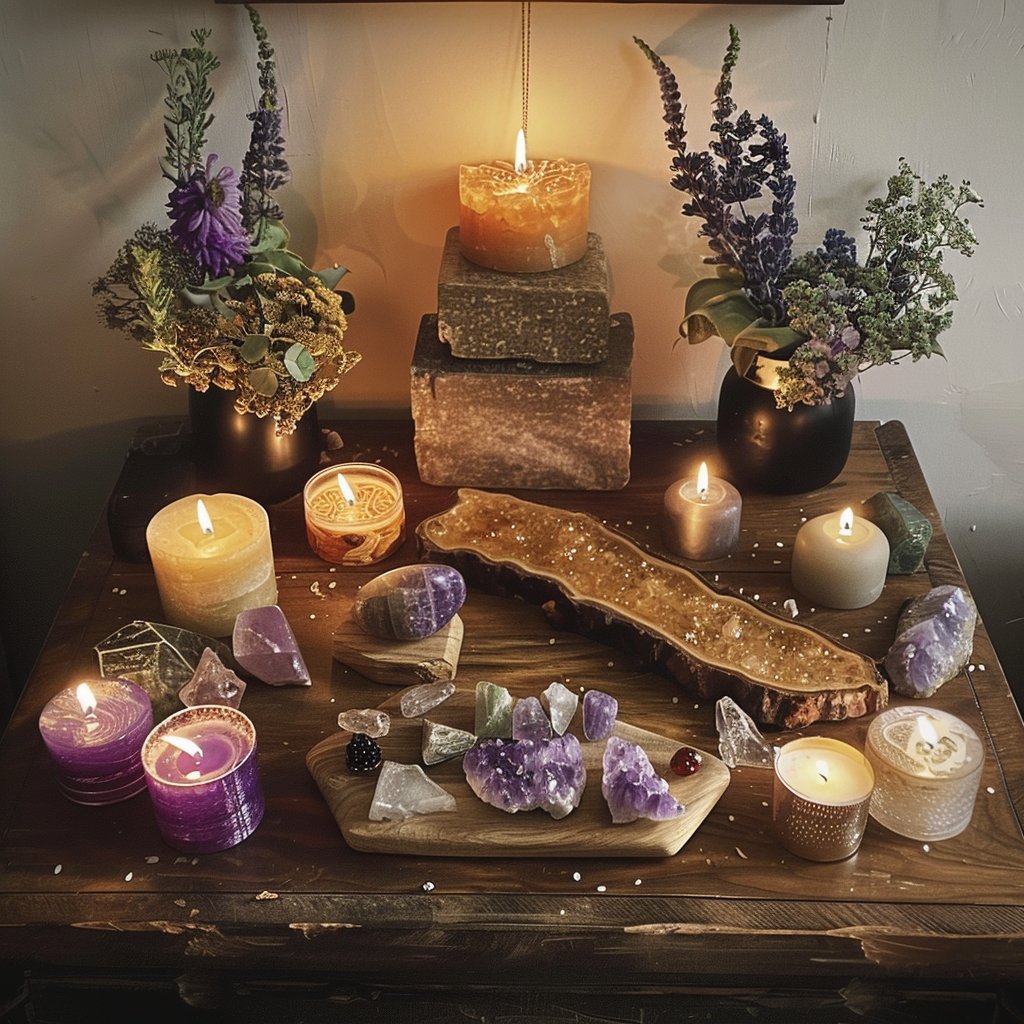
[602,736,686,824]
[583,689,618,741]
[233,605,310,686]
[884,585,978,698]
[463,735,586,819]
[353,564,467,641]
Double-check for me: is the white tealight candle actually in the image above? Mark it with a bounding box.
[791,506,889,608]
[663,462,742,561]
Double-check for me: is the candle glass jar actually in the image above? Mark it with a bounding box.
[772,737,875,862]
[865,706,984,841]
[303,463,405,566]
[142,705,264,854]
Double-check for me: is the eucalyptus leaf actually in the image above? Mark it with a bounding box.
[240,335,271,364]
[249,367,279,397]
[283,342,315,382]
[262,248,310,279]
[315,265,349,291]
[249,219,290,254]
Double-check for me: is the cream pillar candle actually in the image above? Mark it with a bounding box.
[663,462,742,560]
[791,506,889,608]
[146,493,277,637]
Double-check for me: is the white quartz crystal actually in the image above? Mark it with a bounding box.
[368,761,456,821]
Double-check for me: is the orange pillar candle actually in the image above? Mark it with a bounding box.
[459,130,590,273]
[303,463,405,566]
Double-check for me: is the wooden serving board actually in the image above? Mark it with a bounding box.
[306,688,731,858]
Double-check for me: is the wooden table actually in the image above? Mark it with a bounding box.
[2,419,1023,1023]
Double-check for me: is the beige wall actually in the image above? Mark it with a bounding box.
[1,1,1021,696]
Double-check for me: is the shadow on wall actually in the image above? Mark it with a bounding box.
[0,421,140,709]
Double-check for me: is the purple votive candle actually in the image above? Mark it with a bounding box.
[38,679,154,805]
[141,705,264,854]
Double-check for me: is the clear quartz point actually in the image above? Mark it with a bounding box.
[715,696,777,769]
[178,647,246,709]
[542,681,578,736]
[368,761,456,821]
[399,680,456,719]
[337,708,391,738]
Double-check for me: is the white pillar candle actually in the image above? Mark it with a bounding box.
[865,706,984,840]
[791,506,889,608]
[663,462,742,561]
[772,737,875,861]
[146,493,277,637]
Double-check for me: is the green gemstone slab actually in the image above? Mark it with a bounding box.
[862,491,933,574]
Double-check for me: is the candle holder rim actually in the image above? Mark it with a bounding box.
[142,704,257,787]
[775,735,876,807]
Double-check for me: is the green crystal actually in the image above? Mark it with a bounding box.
[474,680,513,738]
[422,719,477,765]
[862,492,933,574]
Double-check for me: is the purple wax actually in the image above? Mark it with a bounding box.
[142,705,264,854]
[38,678,154,806]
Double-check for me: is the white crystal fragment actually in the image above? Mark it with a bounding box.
[368,761,456,821]
[714,696,777,769]
[399,679,456,718]
[542,680,579,735]
[337,708,391,738]
[422,719,477,765]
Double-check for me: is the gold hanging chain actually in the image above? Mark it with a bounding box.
[521,1,531,142]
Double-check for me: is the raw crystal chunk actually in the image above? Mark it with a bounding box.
[463,735,586,819]
[601,736,686,824]
[583,689,618,741]
[96,620,234,720]
[884,585,978,698]
[422,719,477,766]
[400,679,456,718]
[232,606,310,686]
[512,696,553,741]
[542,681,578,736]
[178,647,246,709]
[368,761,457,820]
[863,492,933,574]
[714,696,776,768]
[337,708,391,738]
[353,564,466,641]
[474,680,513,738]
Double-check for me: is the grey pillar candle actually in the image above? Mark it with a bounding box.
[663,462,742,560]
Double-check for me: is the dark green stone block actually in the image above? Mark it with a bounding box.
[862,491,933,574]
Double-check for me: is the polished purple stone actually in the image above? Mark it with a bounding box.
[583,689,618,741]
[463,734,586,819]
[601,736,686,824]
[884,585,978,698]
[353,564,466,641]
[232,606,310,687]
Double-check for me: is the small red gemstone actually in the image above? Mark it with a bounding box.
[670,746,703,777]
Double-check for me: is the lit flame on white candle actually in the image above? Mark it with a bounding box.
[839,506,854,537]
[196,499,215,536]
[165,735,204,780]
[816,759,830,784]
[75,682,97,717]
[697,462,710,502]
[514,128,527,174]
[918,716,939,750]
[337,473,357,506]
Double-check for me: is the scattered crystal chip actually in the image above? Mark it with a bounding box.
[542,681,578,736]
[399,680,456,718]
[368,761,457,821]
[337,708,391,738]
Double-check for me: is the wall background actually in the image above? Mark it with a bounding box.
[1,1,1021,702]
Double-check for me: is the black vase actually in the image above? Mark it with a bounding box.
[715,362,856,495]
[187,387,323,506]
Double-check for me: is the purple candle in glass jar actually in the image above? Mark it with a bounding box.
[142,705,264,854]
[38,679,154,805]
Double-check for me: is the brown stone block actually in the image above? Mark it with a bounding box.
[437,227,610,363]
[411,313,632,490]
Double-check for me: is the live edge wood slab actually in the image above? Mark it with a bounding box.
[0,419,1022,1022]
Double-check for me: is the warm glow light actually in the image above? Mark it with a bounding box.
[816,759,830,784]
[337,473,357,506]
[514,128,527,174]
[918,716,939,749]
[165,735,204,779]
[75,682,97,716]
[839,507,854,537]
[696,462,710,500]
[196,499,214,536]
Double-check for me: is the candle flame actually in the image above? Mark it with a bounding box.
[75,682,97,716]
[839,507,854,537]
[196,499,215,536]
[918,716,939,749]
[514,128,527,174]
[816,758,830,784]
[337,473,357,506]
[165,734,203,759]
[697,462,710,501]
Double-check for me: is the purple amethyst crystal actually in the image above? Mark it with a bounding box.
[232,605,310,686]
[353,564,466,641]
[884,585,978,698]
[601,736,686,824]
[583,689,618,741]
[512,696,553,741]
[463,735,586,820]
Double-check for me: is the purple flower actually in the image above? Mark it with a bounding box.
[167,154,249,278]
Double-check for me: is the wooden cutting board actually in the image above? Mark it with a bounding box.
[306,687,731,858]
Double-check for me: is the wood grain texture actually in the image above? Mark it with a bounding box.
[307,687,730,857]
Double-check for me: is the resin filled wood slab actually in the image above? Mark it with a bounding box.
[306,688,730,858]
[416,489,888,728]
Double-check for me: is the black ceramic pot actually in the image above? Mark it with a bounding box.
[715,361,856,495]
[187,387,323,507]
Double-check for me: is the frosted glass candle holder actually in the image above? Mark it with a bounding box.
[865,706,984,841]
